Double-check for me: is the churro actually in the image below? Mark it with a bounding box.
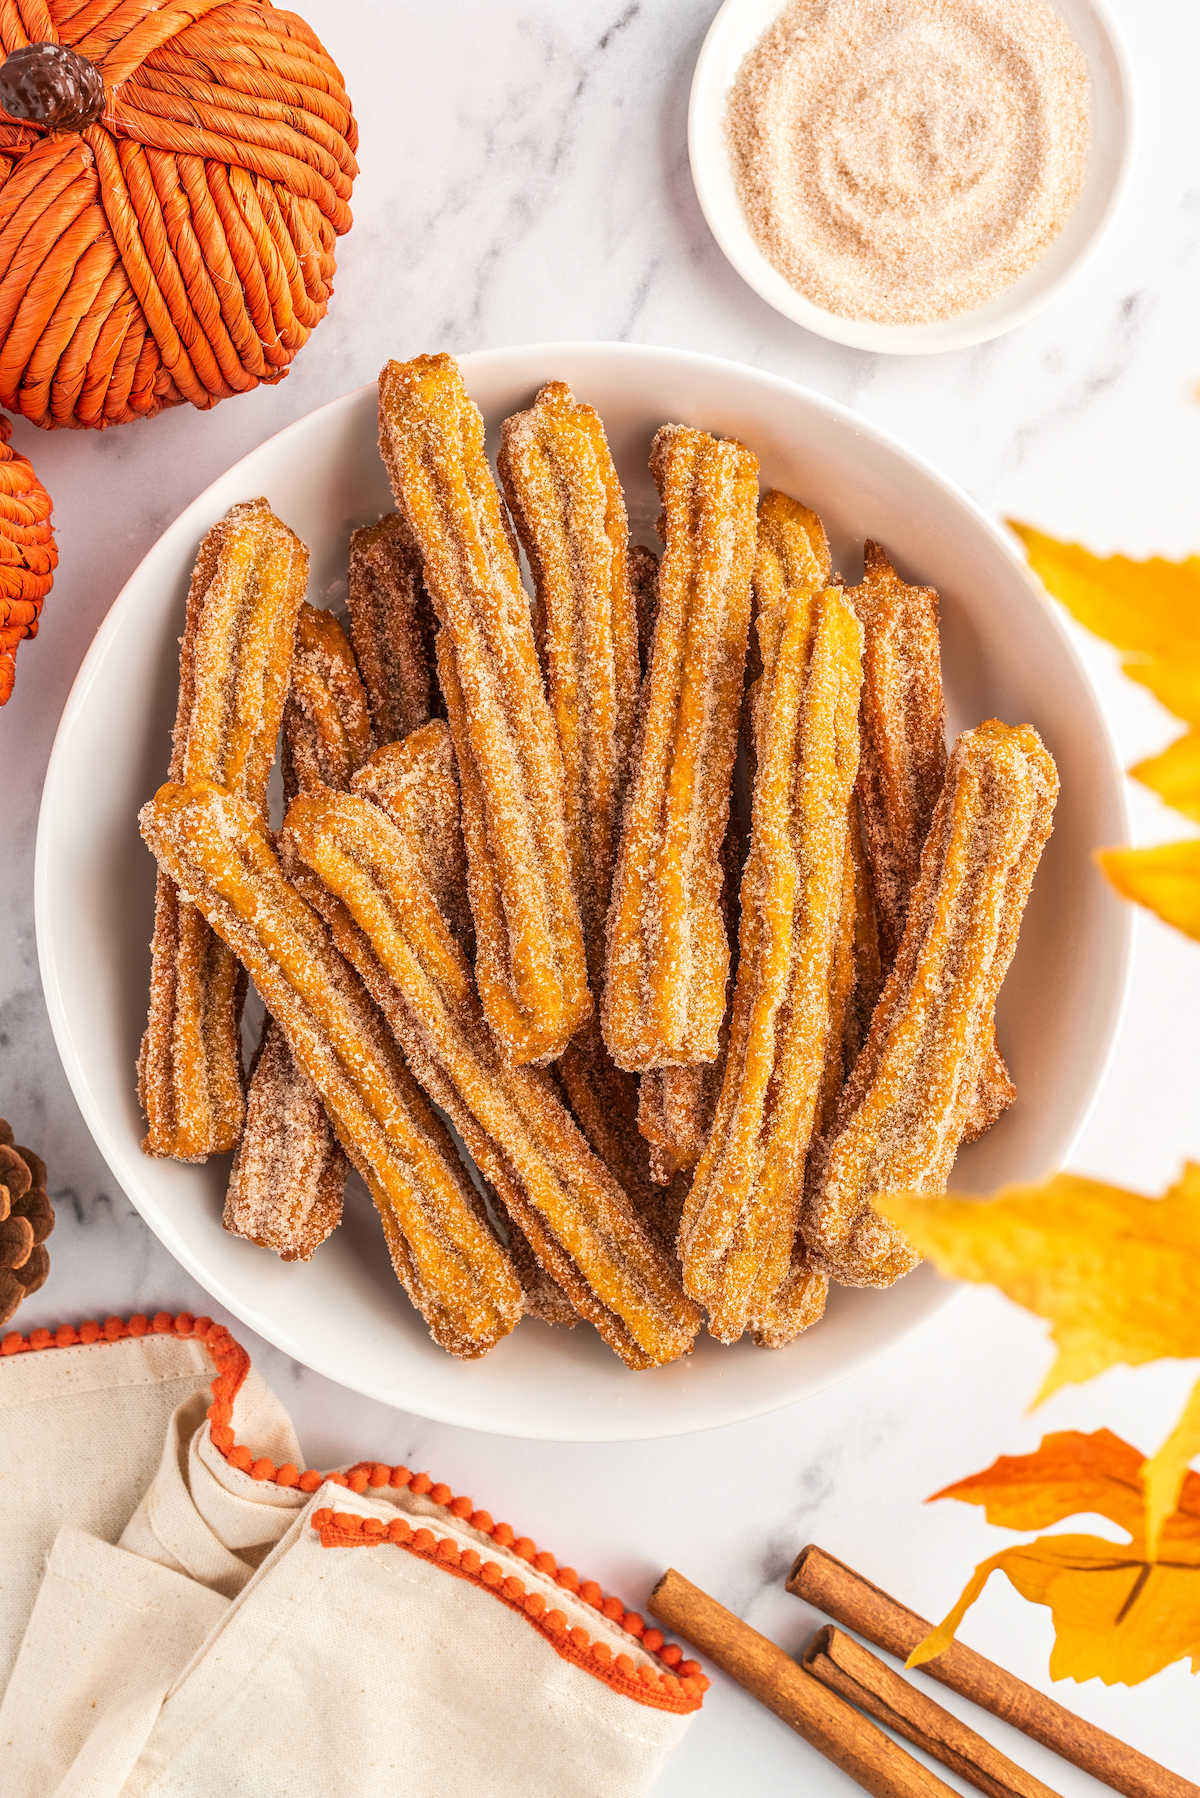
[352,725,475,958]
[635,799,747,1185]
[498,381,641,1006]
[680,494,861,1342]
[225,1017,348,1260]
[604,424,759,1072]
[378,353,589,1064]
[139,499,307,1161]
[140,779,522,1359]
[346,511,441,745]
[283,786,702,1369]
[804,720,1058,1289]
[282,603,374,801]
[228,602,370,1260]
[849,540,1013,1138]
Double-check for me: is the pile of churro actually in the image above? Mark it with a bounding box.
[136,353,1058,1366]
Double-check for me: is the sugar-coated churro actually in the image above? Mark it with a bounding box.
[378,353,589,1065]
[225,1016,348,1261]
[804,720,1058,1289]
[680,493,860,1342]
[282,603,374,801]
[604,424,759,1072]
[352,724,475,959]
[636,800,746,1184]
[849,540,1013,1139]
[498,381,641,1005]
[229,601,370,1259]
[141,779,522,1358]
[139,499,307,1161]
[283,786,702,1369]
[347,511,441,745]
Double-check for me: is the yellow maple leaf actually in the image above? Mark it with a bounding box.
[876,1166,1200,1401]
[907,1428,1200,1686]
[1096,842,1200,942]
[1009,523,1200,940]
[1008,526,1200,725]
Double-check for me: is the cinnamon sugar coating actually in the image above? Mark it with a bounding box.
[805,720,1059,1288]
[140,779,522,1359]
[228,602,371,1261]
[848,539,1014,1139]
[353,725,474,959]
[283,787,701,1369]
[138,499,307,1161]
[604,424,758,1072]
[225,1017,347,1260]
[282,603,374,801]
[347,511,441,745]
[681,494,861,1343]
[498,381,641,1007]
[378,354,589,1065]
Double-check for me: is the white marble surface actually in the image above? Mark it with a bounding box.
[2,0,1199,1789]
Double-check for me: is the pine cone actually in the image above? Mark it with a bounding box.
[0,1118,53,1329]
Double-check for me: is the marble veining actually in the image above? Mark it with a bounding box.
[2,2,1198,1788]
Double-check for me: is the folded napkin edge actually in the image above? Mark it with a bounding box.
[2,1309,708,1717]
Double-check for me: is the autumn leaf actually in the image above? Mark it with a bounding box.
[1096,842,1200,942]
[875,1165,1200,1400]
[907,1428,1200,1686]
[1009,523,1200,941]
[1008,526,1200,725]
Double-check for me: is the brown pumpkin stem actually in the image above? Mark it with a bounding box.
[0,43,105,133]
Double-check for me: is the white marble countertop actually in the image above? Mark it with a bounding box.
[2,1,1198,1789]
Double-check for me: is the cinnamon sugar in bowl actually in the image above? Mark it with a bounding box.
[688,0,1134,351]
[727,0,1090,326]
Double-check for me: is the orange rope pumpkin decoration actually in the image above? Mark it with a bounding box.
[0,412,54,699]
[0,0,357,432]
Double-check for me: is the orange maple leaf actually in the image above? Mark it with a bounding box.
[1009,524,1200,941]
[909,1428,1200,1686]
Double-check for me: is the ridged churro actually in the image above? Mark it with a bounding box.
[804,720,1058,1289]
[352,725,475,959]
[347,511,441,745]
[139,499,307,1161]
[228,602,370,1260]
[141,779,522,1359]
[281,603,374,801]
[225,1017,348,1260]
[849,541,1013,1139]
[604,424,759,1072]
[680,494,861,1342]
[498,381,641,1007]
[636,802,746,1185]
[378,353,589,1065]
[283,786,702,1369]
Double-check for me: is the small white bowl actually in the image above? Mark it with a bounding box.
[689,0,1137,354]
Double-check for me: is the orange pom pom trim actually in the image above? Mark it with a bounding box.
[0,415,55,702]
[0,2,357,430]
[0,1310,708,1713]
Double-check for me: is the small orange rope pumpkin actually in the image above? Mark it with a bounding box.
[0,0,357,431]
[0,413,54,700]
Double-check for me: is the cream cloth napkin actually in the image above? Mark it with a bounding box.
[0,1314,702,1798]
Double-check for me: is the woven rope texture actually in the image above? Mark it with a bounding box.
[0,0,357,430]
[0,412,54,699]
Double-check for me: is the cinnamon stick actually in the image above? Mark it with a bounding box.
[647,1569,956,1798]
[804,1626,1061,1798]
[787,1547,1198,1798]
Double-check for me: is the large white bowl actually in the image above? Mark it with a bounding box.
[36,344,1131,1440]
[689,0,1137,354]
